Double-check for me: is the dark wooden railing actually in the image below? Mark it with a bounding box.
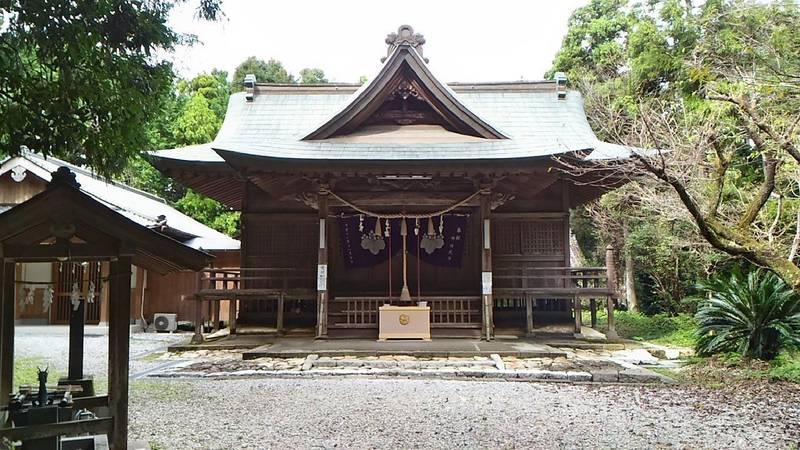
[492,266,612,296]
[196,267,316,299]
[329,296,482,329]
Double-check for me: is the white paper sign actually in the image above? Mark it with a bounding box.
[482,271,493,295]
[317,264,328,291]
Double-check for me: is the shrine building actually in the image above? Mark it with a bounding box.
[151,25,634,341]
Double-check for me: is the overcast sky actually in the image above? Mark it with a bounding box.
[168,0,590,84]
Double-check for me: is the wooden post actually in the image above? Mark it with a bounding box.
[0,261,15,426]
[479,191,493,341]
[108,256,131,449]
[590,298,597,328]
[276,293,285,333]
[605,245,619,339]
[99,262,110,326]
[573,296,582,336]
[316,191,329,339]
[191,271,203,344]
[67,298,85,380]
[228,295,237,334]
[525,295,534,335]
[211,300,220,332]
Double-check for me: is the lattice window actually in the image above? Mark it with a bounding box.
[520,221,563,256]
[492,221,520,255]
[492,219,564,256]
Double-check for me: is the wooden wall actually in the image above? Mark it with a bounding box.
[0,171,47,205]
[144,250,240,323]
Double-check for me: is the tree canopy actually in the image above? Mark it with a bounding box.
[0,0,222,176]
[552,0,800,303]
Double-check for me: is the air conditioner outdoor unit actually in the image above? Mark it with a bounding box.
[153,313,177,332]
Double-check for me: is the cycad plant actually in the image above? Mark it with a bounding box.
[694,268,800,360]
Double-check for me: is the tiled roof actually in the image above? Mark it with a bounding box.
[151,46,637,164]
[153,85,634,163]
[0,153,240,251]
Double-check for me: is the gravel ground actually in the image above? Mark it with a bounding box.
[14,326,187,382]
[128,377,800,450]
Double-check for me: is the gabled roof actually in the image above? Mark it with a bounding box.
[302,45,507,140]
[0,168,213,274]
[150,25,636,169]
[0,153,239,251]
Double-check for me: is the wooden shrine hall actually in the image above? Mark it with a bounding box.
[151,25,636,342]
[0,167,212,448]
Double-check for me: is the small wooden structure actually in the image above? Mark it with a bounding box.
[153,25,635,341]
[0,167,211,448]
[378,304,431,340]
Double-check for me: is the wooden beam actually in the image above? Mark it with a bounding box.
[573,296,582,335]
[526,295,534,335]
[107,256,131,449]
[316,191,329,338]
[327,191,479,207]
[1,243,119,261]
[0,261,14,426]
[0,417,113,441]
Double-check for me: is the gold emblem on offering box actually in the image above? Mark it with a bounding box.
[398,313,410,325]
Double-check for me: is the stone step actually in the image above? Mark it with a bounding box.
[313,358,497,369]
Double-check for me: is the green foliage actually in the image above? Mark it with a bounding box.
[175,189,240,238]
[299,68,328,84]
[0,0,221,176]
[232,57,294,91]
[768,351,800,382]
[173,95,221,145]
[693,268,800,360]
[587,309,697,347]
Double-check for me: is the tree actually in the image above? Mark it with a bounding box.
[0,0,222,176]
[231,57,294,91]
[299,68,328,84]
[562,0,800,290]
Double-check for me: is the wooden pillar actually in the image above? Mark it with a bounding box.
[0,261,15,425]
[276,293,285,333]
[573,296,582,335]
[99,262,110,325]
[605,245,619,339]
[316,191,329,339]
[228,295,237,334]
[108,256,131,449]
[191,271,203,344]
[479,191,493,341]
[525,295,534,335]
[211,300,220,332]
[590,298,597,328]
[67,298,85,380]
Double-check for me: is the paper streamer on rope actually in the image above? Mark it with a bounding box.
[339,215,467,269]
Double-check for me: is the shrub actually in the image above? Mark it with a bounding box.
[693,268,800,360]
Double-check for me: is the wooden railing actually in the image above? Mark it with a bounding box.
[492,266,612,296]
[329,296,482,329]
[196,267,316,299]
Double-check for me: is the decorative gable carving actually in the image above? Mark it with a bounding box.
[303,26,507,141]
[383,25,427,63]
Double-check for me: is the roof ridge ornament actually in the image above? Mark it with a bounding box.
[48,166,80,190]
[383,25,428,63]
